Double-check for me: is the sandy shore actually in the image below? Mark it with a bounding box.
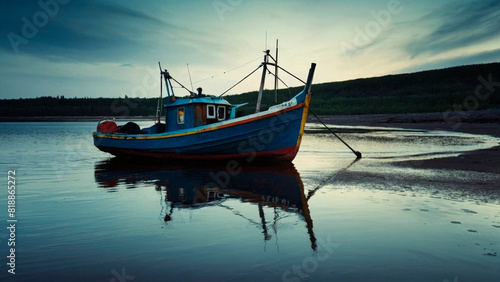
[308,109,500,135]
[308,110,500,174]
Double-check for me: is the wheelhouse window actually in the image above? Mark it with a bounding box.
[217,106,226,121]
[177,107,185,124]
[207,105,216,119]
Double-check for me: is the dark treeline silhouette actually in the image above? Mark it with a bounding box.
[0,96,158,117]
[225,62,500,115]
[1,62,499,117]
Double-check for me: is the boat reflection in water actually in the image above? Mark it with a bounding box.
[94,159,317,251]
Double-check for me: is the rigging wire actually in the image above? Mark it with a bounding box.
[192,55,262,85]
[266,69,293,98]
[218,64,263,97]
[273,63,306,84]
[218,62,303,98]
[168,75,194,95]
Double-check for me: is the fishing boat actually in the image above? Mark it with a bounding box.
[93,50,316,161]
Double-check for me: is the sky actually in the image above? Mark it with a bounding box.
[1,0,499,99]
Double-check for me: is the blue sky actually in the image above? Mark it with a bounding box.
[1,0,499,99]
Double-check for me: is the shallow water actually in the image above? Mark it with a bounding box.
[0,122,499,281]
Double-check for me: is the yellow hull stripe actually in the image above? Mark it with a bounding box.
[295,93,311,149]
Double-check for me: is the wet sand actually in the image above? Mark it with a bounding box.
[308,110,500,174]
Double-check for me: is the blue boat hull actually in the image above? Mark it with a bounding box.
[93,93,311,162]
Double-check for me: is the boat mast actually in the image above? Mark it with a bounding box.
[157,62,163,124]
[255,50,270,113]
[274,40,278,105]
[158,62,173,106]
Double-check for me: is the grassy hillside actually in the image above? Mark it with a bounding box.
[225,62,500,115]
[1,62,499,117]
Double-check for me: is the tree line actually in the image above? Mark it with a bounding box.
[0,96,159,117]
[1,62,499,117]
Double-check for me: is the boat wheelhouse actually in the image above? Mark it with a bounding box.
[162,94,236,132]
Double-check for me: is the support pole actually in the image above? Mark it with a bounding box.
[256,50,270,113]
[157,62,163,123]
[274,40,278,105]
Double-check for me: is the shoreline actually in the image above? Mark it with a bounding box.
[307,109,500,136]
[3,112,499,174]
[306,110,499,174]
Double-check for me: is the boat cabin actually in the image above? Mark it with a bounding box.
[164,96,234,132]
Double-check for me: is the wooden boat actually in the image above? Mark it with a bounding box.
[93,51,316,161]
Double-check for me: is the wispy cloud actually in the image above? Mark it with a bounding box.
[1,1,178,63]
[406,0,500,58]
[400,47,500,73]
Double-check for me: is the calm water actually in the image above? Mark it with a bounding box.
[0,121,499,282]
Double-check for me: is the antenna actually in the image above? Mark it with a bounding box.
[187,63,194,92]
[265,31,268,50]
